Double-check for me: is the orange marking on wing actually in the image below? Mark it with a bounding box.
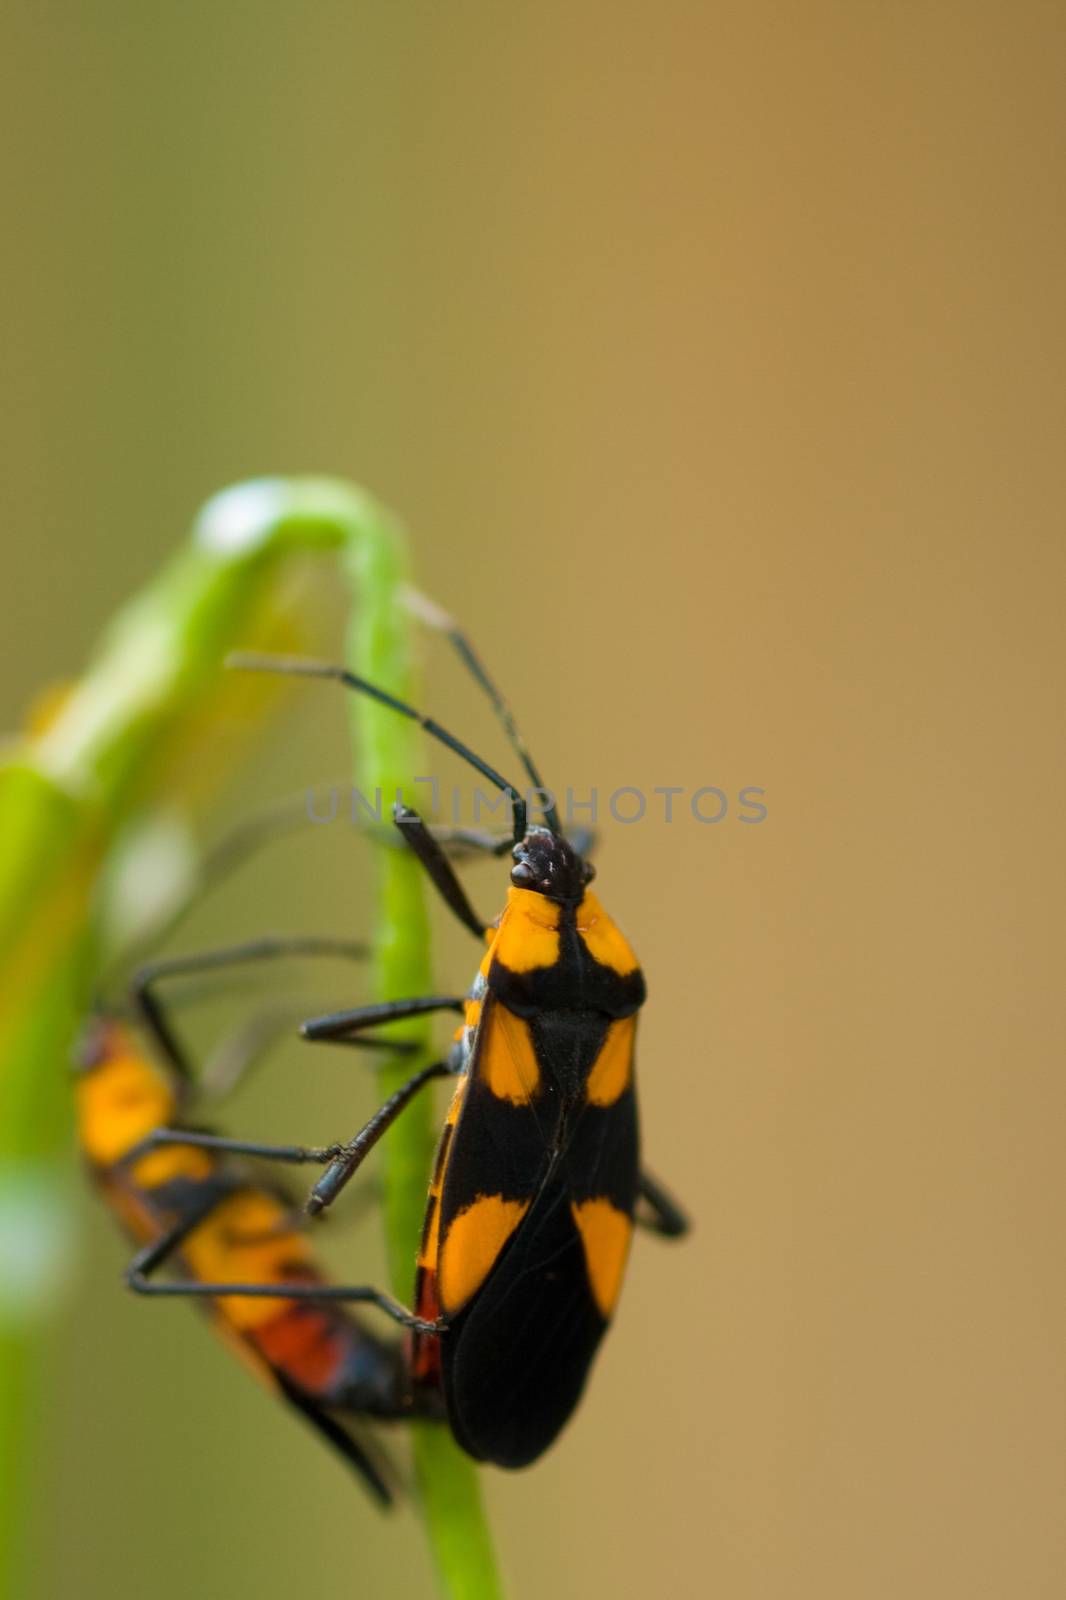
[586,1016,636,1106]
[479,1002,541,1104]
[438,1195,530,1315]
[491,887,561,972]
[575,891,640,976]
[571,1199,632,1319]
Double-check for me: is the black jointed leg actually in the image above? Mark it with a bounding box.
[201,1006,416,1101]
[125,1221,438,1333]
[121,1193,222,1279]
[393,804,489,939]
[636,1169,690,1238]
[426,824,514,859]
[363,821,511,859]
[131,934,371,1083]
[100,789,347,988]
[306,1061,452,1217]
[122,1126,345,1168]
[300,994,464,1044]
[199,1007,298,1100]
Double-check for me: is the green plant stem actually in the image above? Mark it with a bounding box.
[344,511,505,1600]
[0,477,503,1600]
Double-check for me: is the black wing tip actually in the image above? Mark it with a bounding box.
[274,1372,398,1508]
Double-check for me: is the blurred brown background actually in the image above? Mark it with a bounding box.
[4,4,1066,1598]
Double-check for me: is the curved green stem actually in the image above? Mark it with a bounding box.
[343,513,504,1600]
[200,479,505,1593]
[1,484,354,1599]
[0,476,503,1600]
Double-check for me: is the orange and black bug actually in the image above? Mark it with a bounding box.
[75,984,444,1505]
[218,602,690,1468]
[76,811,448,1502]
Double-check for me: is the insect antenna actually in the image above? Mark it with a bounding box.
[226,652,528,841]
[401,586,562,836]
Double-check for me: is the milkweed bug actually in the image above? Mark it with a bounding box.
[225,597,690,1468]
[77,814,447,1503]
[76,967,448,1504]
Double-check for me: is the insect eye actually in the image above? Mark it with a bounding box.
[581,861,596,884]
[511,861,536,887]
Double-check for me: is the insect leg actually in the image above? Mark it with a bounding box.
[200,1005,415,1103]
[306,1060,452,1217]
[299,994,464,1045]
[123,1179,436,1329]
[636,1169,690,1238]
[126,1232,437,1332]
[424,824,514,859]
[123,1127,344,1167]
[121,1193,223,1284]
[392,803,489,939]
[131,934,371,1084]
